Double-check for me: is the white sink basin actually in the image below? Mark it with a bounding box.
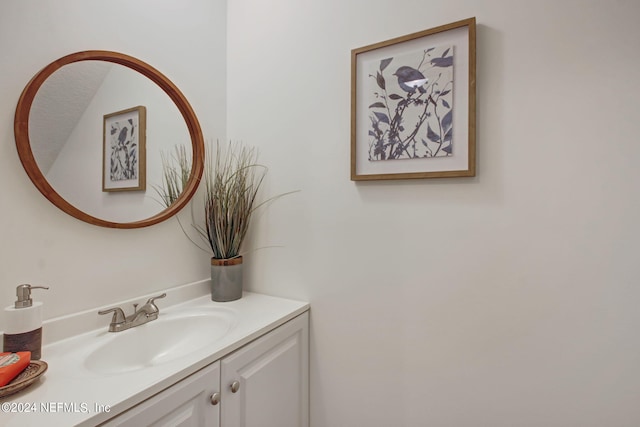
[84,309,235,374]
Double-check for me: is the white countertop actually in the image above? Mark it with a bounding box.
[0,290,309,427]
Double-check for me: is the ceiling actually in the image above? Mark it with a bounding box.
[29,61,112,174]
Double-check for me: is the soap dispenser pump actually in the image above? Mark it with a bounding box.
[3,284,49,360]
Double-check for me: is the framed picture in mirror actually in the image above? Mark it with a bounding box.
[102,105,147,192]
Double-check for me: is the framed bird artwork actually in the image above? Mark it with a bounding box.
[351,17,476,181]
[102,105,147,191]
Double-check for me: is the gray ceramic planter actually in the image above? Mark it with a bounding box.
[210,256,243,302]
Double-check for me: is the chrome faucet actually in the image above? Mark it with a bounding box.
[98,293,167,332]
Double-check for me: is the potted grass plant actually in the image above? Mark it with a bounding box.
[198,141,266,301]
[157,140,288,302]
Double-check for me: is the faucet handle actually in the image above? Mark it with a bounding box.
[146,293,167,305]
[98,307,126,324]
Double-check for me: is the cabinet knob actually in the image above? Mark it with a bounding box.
[210,392,221,405]
[230,381,240,393]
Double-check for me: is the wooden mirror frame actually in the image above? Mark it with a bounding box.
[14,50,205,229]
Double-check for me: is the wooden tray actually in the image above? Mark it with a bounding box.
[0,360,48,399]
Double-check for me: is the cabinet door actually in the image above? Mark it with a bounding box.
[101,361,221,427]
[221,312,309,427]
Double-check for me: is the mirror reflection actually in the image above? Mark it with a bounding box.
[15,50,204,229]
[29,61,190,223]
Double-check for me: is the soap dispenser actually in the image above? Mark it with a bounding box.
[3,284,49,360]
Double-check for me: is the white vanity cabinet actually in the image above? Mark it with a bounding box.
[99,361,221,426]
[101,312,309,427]
[220,311,309,427]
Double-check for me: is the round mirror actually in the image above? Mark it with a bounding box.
[14,51,204,228]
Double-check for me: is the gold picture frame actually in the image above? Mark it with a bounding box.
[102,105,147,192]
[351,17,476,181]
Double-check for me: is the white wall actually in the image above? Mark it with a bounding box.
[0,0,226,317]
[2,1,640,426]
[227,0,640,426]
